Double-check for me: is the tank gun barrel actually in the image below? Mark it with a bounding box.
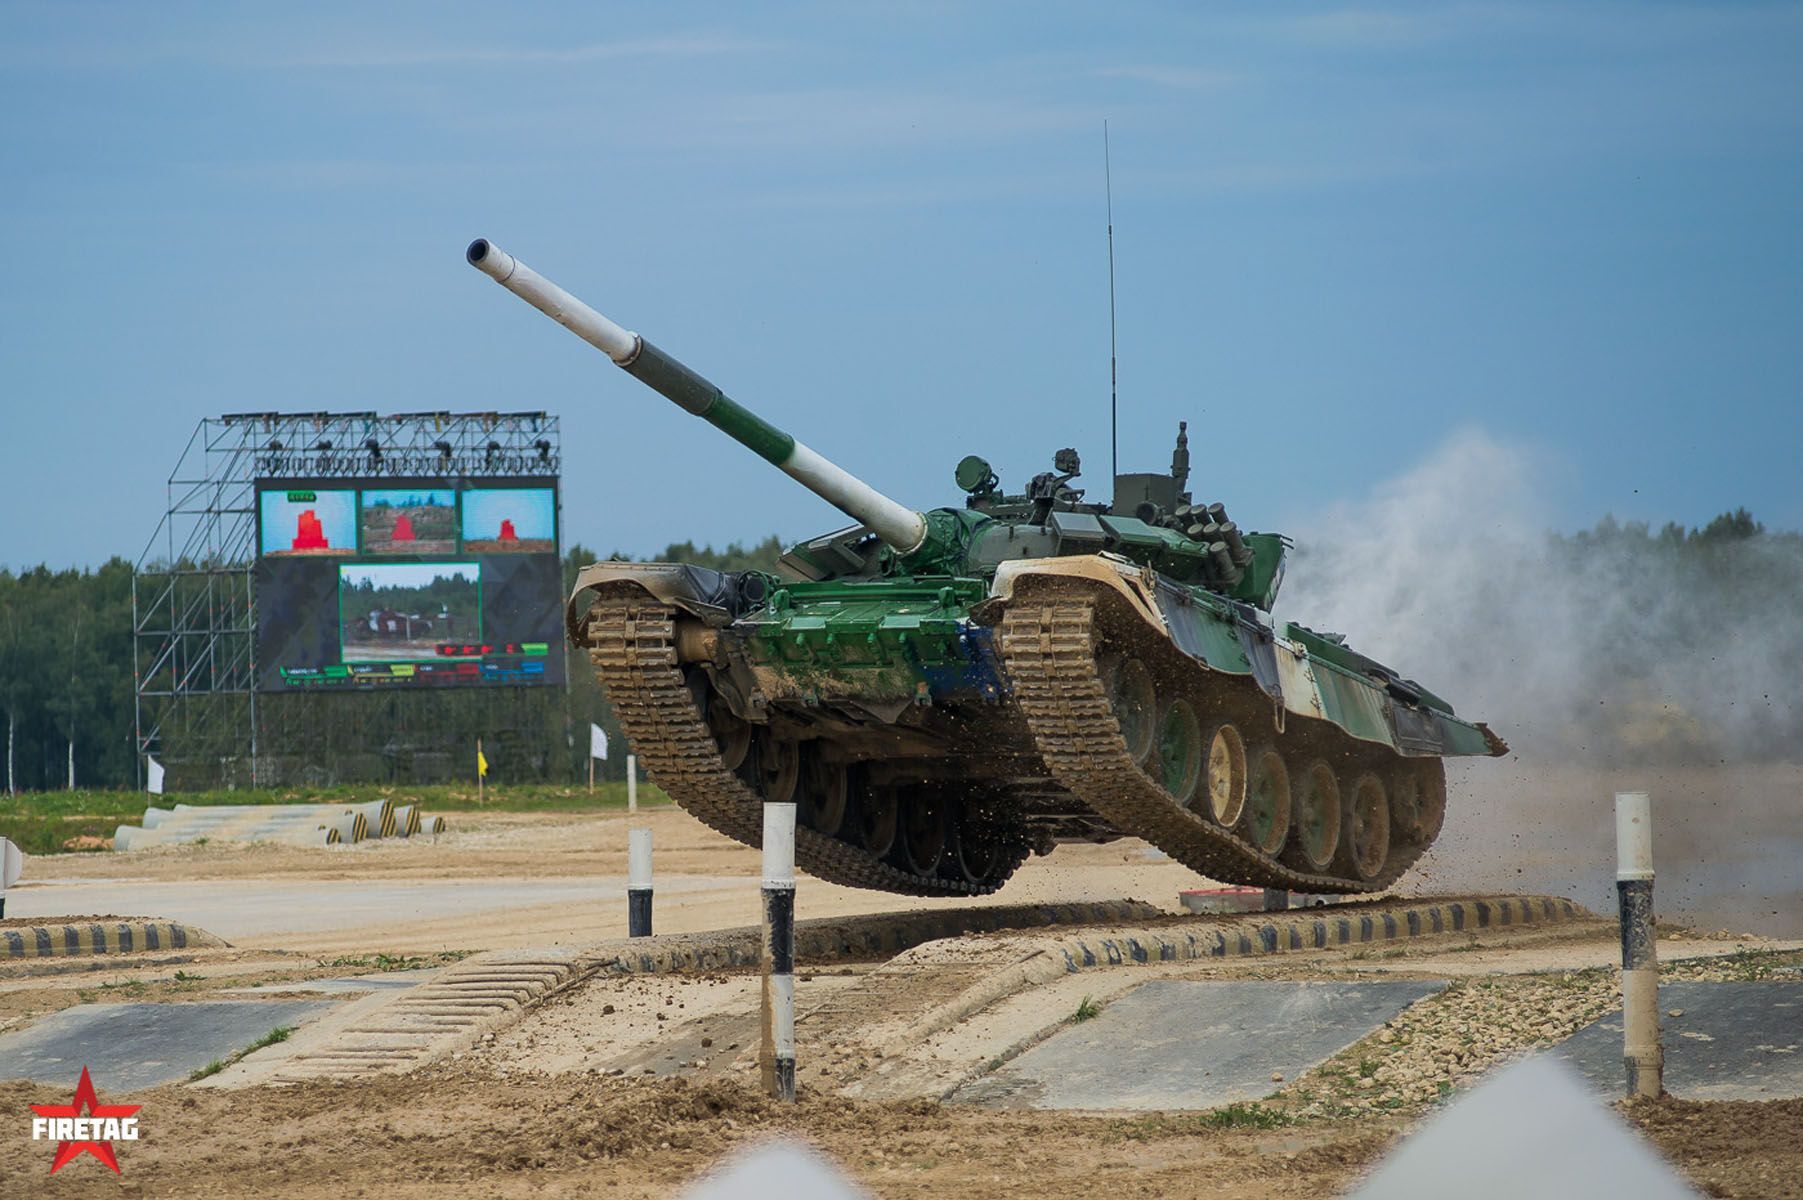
[466,239,928,554]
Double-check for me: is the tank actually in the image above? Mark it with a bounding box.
[467,238,1507,897]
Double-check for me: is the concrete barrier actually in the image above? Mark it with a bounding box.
[114,799,441,851]
[1,919,226,958]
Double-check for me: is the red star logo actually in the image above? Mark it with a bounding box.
[29,1066,141,1174]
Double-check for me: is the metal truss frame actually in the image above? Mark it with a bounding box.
[132,412,561,788]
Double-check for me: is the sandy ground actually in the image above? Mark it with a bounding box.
[6,807,1199,956]
[5,1071,1797,1200]
[3,764,1800,1199]
[1423,761,1803,938]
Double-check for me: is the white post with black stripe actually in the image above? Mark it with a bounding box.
[627,827,653,938]
[760,801,798,1102]
[1615,790,1662,1098]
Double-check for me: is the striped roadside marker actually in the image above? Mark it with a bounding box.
[760,801,797,1102]
[627,828,653,938]
[1616,791,1662,1098]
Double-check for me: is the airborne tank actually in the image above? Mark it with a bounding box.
[467,238,1507,898]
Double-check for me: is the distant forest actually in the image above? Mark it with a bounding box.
[0,538,784,793]
[1,518,1791,791]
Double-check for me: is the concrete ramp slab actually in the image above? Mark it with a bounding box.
[1555,981,1803,1100]
[956,978,1443,1110]
[0,1000,334,1090]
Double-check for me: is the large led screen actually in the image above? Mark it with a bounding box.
[254,477,564,691]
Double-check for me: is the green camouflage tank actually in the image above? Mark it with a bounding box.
[469,238,1506,897]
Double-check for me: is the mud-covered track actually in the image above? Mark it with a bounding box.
[583,591,1026,896]
[999,588,1426,893]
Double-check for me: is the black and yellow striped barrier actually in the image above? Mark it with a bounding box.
[1,919,225,959]
[587,899,1167,975]
[581,895,1591,977]
[1048,895,1589,972]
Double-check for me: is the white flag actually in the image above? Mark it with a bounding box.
[589,724,608,761]
[146,756,165,795]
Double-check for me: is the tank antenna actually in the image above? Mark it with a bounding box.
[1104,121,1119,482]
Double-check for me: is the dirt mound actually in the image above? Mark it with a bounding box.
[0,1074,1391,1199]
[1628,1096,1803,1199]
[0,914,137,928]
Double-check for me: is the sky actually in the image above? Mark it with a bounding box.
[1,1,1800,570]
[342,562,475,591]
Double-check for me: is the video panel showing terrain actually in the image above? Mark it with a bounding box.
[339,561,480,663]
[360,488,458,555]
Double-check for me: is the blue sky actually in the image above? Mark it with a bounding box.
[2,1,1800,568]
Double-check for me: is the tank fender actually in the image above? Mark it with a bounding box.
[979,554,1168,637]
[566,562,737,644]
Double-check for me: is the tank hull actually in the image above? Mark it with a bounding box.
[572,556,1503,897]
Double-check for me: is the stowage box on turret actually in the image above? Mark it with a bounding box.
[467,239,1506,896]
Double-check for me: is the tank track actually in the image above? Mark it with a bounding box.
[583,591,1028,897]
[998,588,1426,894]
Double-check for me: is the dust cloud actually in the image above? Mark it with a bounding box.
[1277,432,1803,935]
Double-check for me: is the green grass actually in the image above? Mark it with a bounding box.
[1108,1103,1296,1141]
[316,950,472,973]
[1071,995,1102,1023]
[186,1025,295,1083]
[0,781,668,855]
[187,1058,226,1082]
[1198,1103,1293,1130]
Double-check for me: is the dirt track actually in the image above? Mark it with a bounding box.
[10,807,1200,956]
[6,1074,1798,1200]
[3,768,1800,1199]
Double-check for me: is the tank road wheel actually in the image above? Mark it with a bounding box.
[755,737,801,805]
[800,757,849,839]
[896,791,949,875]
[1201,722,1248,827]
[1154,699,1204,807]
[1241,744,1292,856]
[1288,760,1341,872]
[1342,772,1391,881]
[951,810,1007,885]
[1105,656,1158,767]
[857,786,899,858]
[691,676,751,772]
[1390,761,1429,843]
[1411,760,1447,844]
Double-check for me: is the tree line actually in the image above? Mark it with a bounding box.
[0,538,783,793]
[2,517,1791,790]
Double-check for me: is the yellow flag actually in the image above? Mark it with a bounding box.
[477,748,489,778]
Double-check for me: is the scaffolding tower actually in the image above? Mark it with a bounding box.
[132,412,562,789]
